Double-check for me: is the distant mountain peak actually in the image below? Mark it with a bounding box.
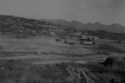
[86,22,93,25]
[94,22,102,25]
[41,18,125,33]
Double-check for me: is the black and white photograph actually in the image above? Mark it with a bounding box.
[0,0,125,83]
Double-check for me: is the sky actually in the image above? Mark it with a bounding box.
[0,0,125,25]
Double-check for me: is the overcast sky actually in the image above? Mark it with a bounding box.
[0,0,125,25]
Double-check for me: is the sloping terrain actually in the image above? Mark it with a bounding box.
[0,59,124,83]
[42,19,125,33]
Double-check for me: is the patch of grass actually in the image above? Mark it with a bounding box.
[0,60,71,83]
[0,60,125,83]
[0,46,3,50]
[98,44,125,54]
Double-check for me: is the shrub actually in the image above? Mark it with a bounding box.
[103,57,125,69]
[98,44,125,53]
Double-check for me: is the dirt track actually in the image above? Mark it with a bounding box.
[0,51,107,65]
[0,36,112,65]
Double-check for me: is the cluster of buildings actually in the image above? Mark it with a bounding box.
[0,16,70,38]
[0,15,100,43]
[64,35,99,45]
[54,31,99,45]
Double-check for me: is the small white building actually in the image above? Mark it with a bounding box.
[49,31,56,36]
[74,31,82,36]
[82,35,88,39]
[64,39,77,44]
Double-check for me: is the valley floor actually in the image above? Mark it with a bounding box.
[0,35,125,83]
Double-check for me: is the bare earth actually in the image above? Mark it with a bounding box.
[0,35,125,65]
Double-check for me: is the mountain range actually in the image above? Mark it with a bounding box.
[0,14,125,33]
[42,19,125,33]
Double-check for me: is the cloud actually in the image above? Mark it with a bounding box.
[0,0,69,19]
[65,0,125,25]
[79,0,113,8]
[0,0,125,25]
[68,0,113,9]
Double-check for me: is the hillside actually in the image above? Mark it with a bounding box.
[0,15,125,33]
[42,19,125,33]
[1,14,125,41]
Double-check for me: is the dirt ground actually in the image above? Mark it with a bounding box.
[0,35,94,54]
[0,35,125,83]
[0,35,125,65]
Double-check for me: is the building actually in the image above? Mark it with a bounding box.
[74,31,82,36]
[80,36,95,45]
[64,39,77,44]
[15,34,26,38]
[80,39,95,45]
[49,31,56,36]
[81,35,88,39]
[84,41,95,45]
